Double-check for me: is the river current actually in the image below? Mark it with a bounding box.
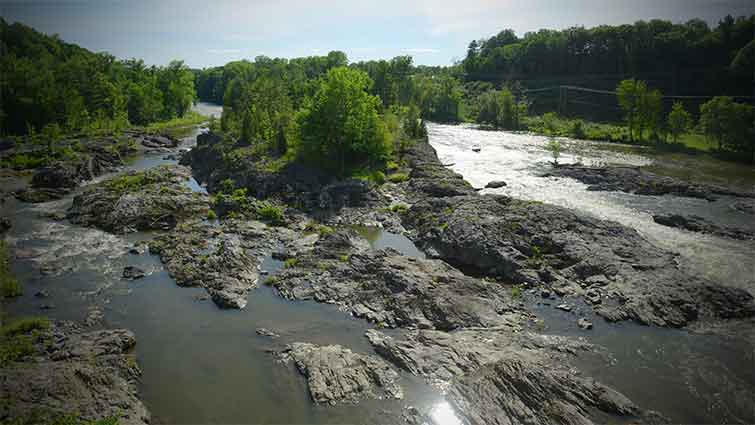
[2,111,753,424]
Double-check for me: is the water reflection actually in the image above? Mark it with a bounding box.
[430,401,463,425]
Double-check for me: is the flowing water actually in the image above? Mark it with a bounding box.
[3,109,753,423]
[1,104,457,424]
[427,122,755,424]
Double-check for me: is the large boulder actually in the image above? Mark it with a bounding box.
[277,342,403,405]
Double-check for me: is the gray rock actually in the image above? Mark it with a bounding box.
[366,329,665,425]
[0,321,150,425]
[68,165,209,233]
[122,266,146,280]
[149,219,292,309]
[399,140,755,328]
[256,328,279,338]
[578,318,593,330]
[546,165,753,201]
[653,214,755,240]
[278,342,403,405]
[485,180,508,189]
[556,304,572,312]
[272,230,527,330]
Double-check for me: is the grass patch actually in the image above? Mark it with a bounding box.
[206,209,217,220]
[0,334,34,367]
[283,258,298,268]
[0,152,50,170]
[511,285,523,299]
[1,241,21,298]
[1,317,50,337]
[304,222,335,236]
[143,111,207,137]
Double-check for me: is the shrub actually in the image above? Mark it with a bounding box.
[570,120,586,139]
[256,203,284,225]
[387,173,409,183]
[283,258,298,268]
[545,139,562,165]
[0,334,34,367]
[206,209,217,220]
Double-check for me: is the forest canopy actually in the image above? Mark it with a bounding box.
[0,19,196,136]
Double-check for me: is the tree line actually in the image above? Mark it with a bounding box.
[462,15,754,96]
[0,19,196,136]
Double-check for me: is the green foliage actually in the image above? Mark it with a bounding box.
[0,21,196,136]
[206,209,217,220]
[387,173,409,183]
[0,241,21,298]
[570,120,586,139]
[510,285,523,299]
[298,67,391,176]
[303,222,335,236]
[1,317,49,337]
[283,258,298,268]
[545,139,562,165]
[616,79,663,143]
[256,202,284,225]
[462,16,754,98]
[0,333,34,367]
[476,88,524,130]
[667,102,692,143]
[700,97,755,160]
[385,203,409,213]
[0,152,50,170]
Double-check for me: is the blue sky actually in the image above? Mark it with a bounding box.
[2,0,754,68]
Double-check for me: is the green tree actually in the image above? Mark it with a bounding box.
[699,96,734,150]
[616,79,646,142]
[667,102,691,143]
[298,67,390,176]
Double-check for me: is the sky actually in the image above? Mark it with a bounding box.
[2,0,754,68]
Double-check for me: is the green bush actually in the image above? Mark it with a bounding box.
[256,203,284,225]
[0,334,34,367]
[0,241,21,298]
[206,209,217,220]
[387,173,409,183]
[570,120,586,139]
[284,258,298,268]
[304,222,335,236]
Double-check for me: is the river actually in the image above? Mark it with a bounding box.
[2,112,753,424]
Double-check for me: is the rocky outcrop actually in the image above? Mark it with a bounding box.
[277,342,403,405]
[271,230,527,330]
[0,321,150,425]
[449,358,667,425]
[182,131,383,212]
[366,329,665,425]
[546,165,754,201]
[653,214,755,240]
[14,136,138,203]
[68,165,209,233]
[149,219,293,308]
[400,140,755,328]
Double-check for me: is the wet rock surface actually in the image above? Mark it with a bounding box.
[546,165,754,201]
[148,219,293,308]
[67,165,209,233]
[653,213,755,240]
[400,141,755,328]
[366,328,665,424]
[271,229,526,330]
[277,342,403,405]
[0,321,150,425]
